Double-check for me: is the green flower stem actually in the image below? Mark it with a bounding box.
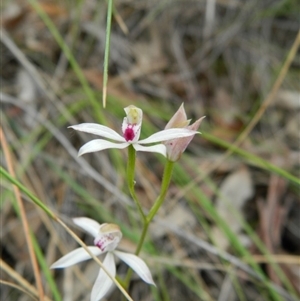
[127,145,146,221]
[136,160,174,255]
[147,160,174,223]
[123,160,174,292]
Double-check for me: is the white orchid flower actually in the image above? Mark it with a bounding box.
[51,217,155,301]
[69,105,198,157]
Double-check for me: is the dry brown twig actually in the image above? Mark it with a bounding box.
[0,127,45,300]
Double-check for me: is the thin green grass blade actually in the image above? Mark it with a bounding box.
[1,167,55,218]
[204,171,297,296]
[31,234,62,301]
[203,132,300,186]
[28,0,104,122]
[2,179,61,300]
[15,101,86,177]
[167,266,211,300]
[102,0,113,108]
[171,162,285,301]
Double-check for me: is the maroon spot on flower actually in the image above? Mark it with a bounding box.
[95,238,106,251]
[95,234,113,251]
[124,127,135,141]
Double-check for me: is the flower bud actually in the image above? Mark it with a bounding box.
[164,104,205,162]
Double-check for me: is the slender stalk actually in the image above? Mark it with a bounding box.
[127,145,146,221]
[147,160,174,223]
[123,160,175,292]
[134,222,150,255]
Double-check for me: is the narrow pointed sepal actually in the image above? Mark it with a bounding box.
[138,128,198,144]
[73,217,101,238]
[78,140,129,156]
[133,143,167,156]
[114,251,156,286]
[50,247,102,269]
[69,123,125,141]
[91,252,116,301]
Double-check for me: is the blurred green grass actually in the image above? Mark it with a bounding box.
[1,0,299,300]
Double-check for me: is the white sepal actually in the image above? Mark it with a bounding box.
[138,128,198,144]
[69,123,125,142]
[133,143,167,157]
[78,140,129,156]
[114,251,156,286]
[50,247,102,269]
[73,217,101,238]
[91,252,116,301]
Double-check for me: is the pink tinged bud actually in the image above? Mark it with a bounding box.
[164,104,205,162]
[165,103,191,129]
[94,223,122,252]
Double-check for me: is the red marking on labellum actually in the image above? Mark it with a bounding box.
[95,237,106,251]
[95,234,113,251]
[124,127,135,141]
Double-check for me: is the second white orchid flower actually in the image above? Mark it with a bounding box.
[51,217,155,301]
[69,105,198,157]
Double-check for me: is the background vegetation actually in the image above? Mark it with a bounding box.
[1,0,299,300]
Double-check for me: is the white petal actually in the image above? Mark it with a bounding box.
[78,140,129,156]
[73,217,101,238]
[133,143,166,157]
[50,247,102,269]
[114,251,155,286]
[91,253,116,301]
[138,128,198,144]
[69,123,125,142]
